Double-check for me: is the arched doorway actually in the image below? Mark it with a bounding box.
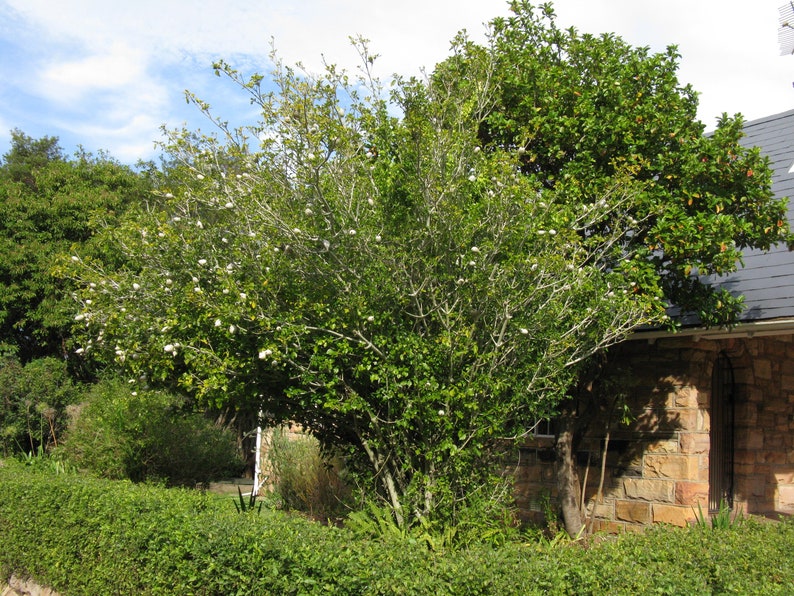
[709,351,735,512]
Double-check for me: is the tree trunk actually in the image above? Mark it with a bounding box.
[556,416,584,537]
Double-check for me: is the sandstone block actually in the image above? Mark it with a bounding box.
[674,481,709,506]
[679,433,709,454]
[644,454,698,480]
[776,485,794,510]
[754,359,773,380]
[652,504,691,527]
[623,478,674,503]
[646,440,679,454]
[674,386,699,408]
[615,500,651,523]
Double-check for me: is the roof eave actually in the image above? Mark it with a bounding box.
[629,317,794,343]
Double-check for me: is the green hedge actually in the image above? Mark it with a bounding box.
[1,463,794,595]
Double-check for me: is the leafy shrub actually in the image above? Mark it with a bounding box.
[2,463,794,594]
[62,378,243,485]
[0,355,80,455]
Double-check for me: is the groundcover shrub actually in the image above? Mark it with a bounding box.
[61,378,243,486]
[1,462,794,595]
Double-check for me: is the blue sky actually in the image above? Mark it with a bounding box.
[0,0,792,165]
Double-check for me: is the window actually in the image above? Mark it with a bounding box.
[531,418,556,438]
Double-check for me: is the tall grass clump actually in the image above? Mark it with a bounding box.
[267,425,350,518]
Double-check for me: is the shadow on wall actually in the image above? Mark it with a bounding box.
[513,333,794,530]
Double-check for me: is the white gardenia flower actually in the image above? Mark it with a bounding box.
[549,229,557,236]
[214,319,222,327]
[164,344,175,353]
[520,328,529,335]
[196,220,204,229]
[132,283,140,290]
[198,259,207,266]
[196,174,204,180]
[367,198,374,206]
[468,175,477,182]
[75,348,84,355]
[71,255,79,262]
[74,314,85,321]
[375,235,382,242]
[239,292,247,300]
[438,409,445,416]
[165,279,173,286]
[366,315,375,322]
[192,276,199,283]
[304,207,313,215]
[258,349,273,359]
[225,202,234,208]
[229,324,237,334]
[349,229,357,236]
[470,246,480,253]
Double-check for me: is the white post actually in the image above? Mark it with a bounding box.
[253,411,263,496]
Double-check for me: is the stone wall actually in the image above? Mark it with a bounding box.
[1,576,59,596]
[514,332,794,532]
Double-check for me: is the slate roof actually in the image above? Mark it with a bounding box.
[713,109,794,323]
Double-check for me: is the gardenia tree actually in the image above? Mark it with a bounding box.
[69,3,789,530]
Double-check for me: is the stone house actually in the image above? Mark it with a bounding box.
[516,109,794,531]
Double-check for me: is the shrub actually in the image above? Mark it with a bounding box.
[2,463,794,595]
[61,378,243,485]
[0,355,79,455]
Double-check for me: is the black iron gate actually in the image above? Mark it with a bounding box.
[709,351,735,512]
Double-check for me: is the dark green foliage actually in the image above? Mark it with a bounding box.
[471,0,791,325]
[1,464,794,594]
[0,355,80,455]
[62,378,243,486]
[0,131,148,363]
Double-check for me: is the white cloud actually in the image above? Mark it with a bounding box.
[38,42,148,103]
[1,0,792,161]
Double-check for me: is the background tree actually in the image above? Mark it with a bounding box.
[0,131,149,365]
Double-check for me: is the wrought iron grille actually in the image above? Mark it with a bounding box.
[709,351,735,512]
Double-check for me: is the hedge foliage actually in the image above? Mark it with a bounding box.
[1,463,793,595]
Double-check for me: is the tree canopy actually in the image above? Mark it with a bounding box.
[0,131,149,363]
[68,2,791,527]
